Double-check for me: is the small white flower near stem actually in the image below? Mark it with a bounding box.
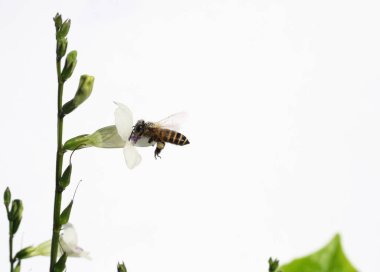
[114,102,152,169]
[59,223,90,259]
[16,223,90,260]
[64,102,152,169]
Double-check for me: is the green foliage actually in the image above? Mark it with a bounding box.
[280,234,357,272]
[59,164,72,190]
[60,200,73,225]
[54,253,68,272]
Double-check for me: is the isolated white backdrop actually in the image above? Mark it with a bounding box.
[0,0,379,271]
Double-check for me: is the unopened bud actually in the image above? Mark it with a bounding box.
[117,262,128,272]
[62,75,94,115]
[268,258,280,272]
[4,187,11,208]
[10,199,23,234]
[56,19,71,39]
[56,38,68,60]
[53,13,62,30]
[14,261,21,272]
[61,50,77,82]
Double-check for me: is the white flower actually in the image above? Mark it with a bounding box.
[17,223,90,260]
[58,223,91,259]
[114,102,152,169]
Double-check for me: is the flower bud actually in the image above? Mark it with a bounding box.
[14,261,21,272]
[59,164,72,191]
[15,246,35,259]
[56,38,68,60]
[268,258,280,272]
[62,75,94,115]
[53,13,62,30]
[61,50,77,82]
[4,187,11,208]
[60,200,73,225]
[10,199,23,234]
[117,262,128,272]
[56,19,71,39]
[54,253,67,272]
[63,134,91,150]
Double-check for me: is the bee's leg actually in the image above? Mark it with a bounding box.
[154,142,165,159]
[148,137,154,144]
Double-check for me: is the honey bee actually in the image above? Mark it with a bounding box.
[129,113,190,159]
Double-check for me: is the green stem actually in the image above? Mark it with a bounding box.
[49,57,65,272]
[8,208,14,272]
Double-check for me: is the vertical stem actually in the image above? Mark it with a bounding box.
[49,59,65,272]
[8,208,14,272]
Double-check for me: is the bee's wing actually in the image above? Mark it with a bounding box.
[155,112,187,131]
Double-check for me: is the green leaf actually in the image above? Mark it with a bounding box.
[60,200,73,225]
[54,253,67,272]
[280,234,357,272]
[59,164,72,190]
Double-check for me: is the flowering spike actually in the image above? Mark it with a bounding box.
[59,200,73,225]
[61,50,77,82]
[3,187,11,208]
[62,75,94,115]
[59,164,72,191]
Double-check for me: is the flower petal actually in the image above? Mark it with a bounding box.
[114,102,134,141]
[60,223,78,248]
[123,142,142,169]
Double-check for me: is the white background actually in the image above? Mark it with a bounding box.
[0,0,379,271]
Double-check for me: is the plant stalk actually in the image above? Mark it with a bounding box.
[8,208,14,272]
[49,58,65,272]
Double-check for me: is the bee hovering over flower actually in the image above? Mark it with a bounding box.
[129,113,190,159]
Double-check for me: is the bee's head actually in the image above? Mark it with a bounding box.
[129,119,146,143]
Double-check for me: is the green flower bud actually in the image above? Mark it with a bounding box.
[60,200,73,225]
[15,246,35,259]
[63,134,91,150]
[4,187,11,208]
[53,13,62,30]
[15,241,51,259]
[268,258,280,272]
[61,50,77,82]
[59,164,72,191]
[10,200,23,234]
[56,19,71,39]
[9,199,21,221]
[117,262,128,272]
[56,38,68,60]
[63,126,125,151]
[14,261,21,272]
[54,253,67,272]
[62,75,94,115]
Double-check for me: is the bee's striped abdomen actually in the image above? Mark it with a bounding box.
[164,129,190,146]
